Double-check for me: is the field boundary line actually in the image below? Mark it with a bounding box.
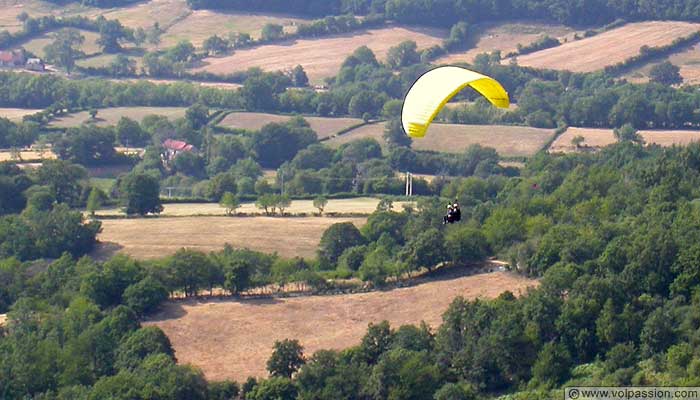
[165,262,512,302]
[542,124,568,153]
[319,119,384,142]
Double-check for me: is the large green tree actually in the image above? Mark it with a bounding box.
[33,160,87,207]
[119,172,163,216]
[267,339,306,378]
[318,222,366,265]
[650,61,682,86]
[97,19,127,53]
[43,28,85,74]
[251,122,317,168]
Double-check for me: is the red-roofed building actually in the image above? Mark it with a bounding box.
[162,139,196,162]
[0,50,26,67]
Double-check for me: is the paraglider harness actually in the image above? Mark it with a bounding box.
[443,202,461,224]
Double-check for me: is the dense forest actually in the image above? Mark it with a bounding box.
[35,0,700,26]
[186,0,700,26]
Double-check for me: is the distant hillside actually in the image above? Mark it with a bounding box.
[187,0,700,27]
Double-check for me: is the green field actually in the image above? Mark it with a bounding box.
[20,29,101,58]
[90,177,116,192]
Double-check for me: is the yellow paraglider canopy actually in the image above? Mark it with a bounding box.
[401,66,510,138]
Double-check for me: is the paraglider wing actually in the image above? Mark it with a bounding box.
[401,66,510,138]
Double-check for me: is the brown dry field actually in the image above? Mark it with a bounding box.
[642,130,700,146]
[0,313,5,327]
[0,0,155,31]
[146,270,538,382]
[327,122,553,157]
[96,216,367,260]
[49,106,187,128]
[108,78,242,90]
[623,42,700,85]
[96,198,414,218]
[0,108,42,121]
[160,9,305,47]
[513,21,700,72]
[98,0,306,47]
[412,124,554,157]
[436,22,578,64]
[194,26,447,83]
[550,127,700,153]
[0,149,56,162]
[549,127,616,153]
[98,0,191,31]
[219,112,363,138]
[0,0,305,48]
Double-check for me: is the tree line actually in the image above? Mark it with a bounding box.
[187,0,700,27]
[3,43,697,132]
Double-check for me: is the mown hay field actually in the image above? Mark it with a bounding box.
[49,106,188,128]
[513,21,700,72]
[194,26,447,83]
[0,108,42,121]
[96,216,367,260]
[549,127,616,153]
[550,127,700,153]
[146,270,538,381]
[97,0,192,31]
[96,198,414,218]
[218,112,364,138]
[159,9,306,47]
[327,122,554,157]
[0,149,56,162]
[436,21,578,64]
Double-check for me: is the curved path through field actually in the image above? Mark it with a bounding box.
[146,270,538,382]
